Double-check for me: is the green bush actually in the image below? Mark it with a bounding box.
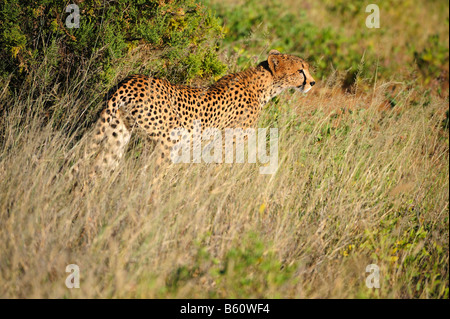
[0,0,226,112]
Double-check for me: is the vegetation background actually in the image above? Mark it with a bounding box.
[0,0,448,298]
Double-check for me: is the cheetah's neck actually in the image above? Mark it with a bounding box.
[230,63,284,108]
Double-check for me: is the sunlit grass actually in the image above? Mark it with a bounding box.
[0,72,448,298]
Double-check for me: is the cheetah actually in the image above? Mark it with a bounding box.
[82,50,315,175]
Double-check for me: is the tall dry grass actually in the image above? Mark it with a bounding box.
[0,66,448,298]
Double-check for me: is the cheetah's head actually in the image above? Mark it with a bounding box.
[267,50,316,93]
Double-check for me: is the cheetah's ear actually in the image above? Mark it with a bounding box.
[268,49,281,56]
[268,50,281,74]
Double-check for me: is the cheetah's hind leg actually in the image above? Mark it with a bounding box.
[69,109,132,184]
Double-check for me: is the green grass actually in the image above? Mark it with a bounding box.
[207,0,449,90]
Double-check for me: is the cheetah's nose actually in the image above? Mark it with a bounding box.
[310,81,316,87]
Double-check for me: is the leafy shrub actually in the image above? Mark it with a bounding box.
[0,0,227,123]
